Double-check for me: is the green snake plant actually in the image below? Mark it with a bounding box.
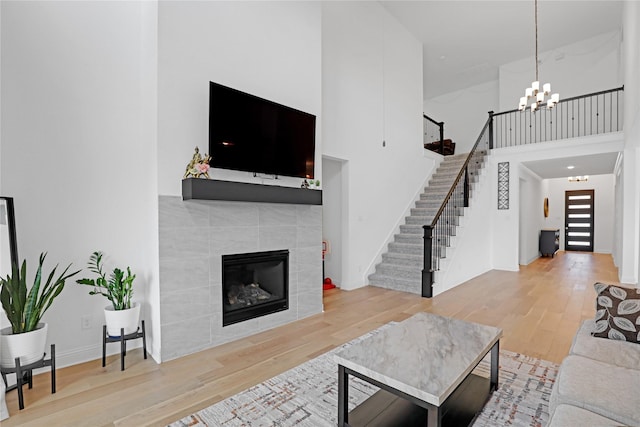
[76,251,136,310]
[0,253,80,334]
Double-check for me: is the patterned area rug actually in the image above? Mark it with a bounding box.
[169,326,558,427]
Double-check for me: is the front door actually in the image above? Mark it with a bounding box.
[564,189,594,252]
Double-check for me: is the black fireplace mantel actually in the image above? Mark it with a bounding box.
[182,178,322,205]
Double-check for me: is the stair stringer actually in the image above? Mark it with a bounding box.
[431,163,493,296]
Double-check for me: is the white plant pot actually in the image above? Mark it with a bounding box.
[104,302,140,337]
[0,322,48,368]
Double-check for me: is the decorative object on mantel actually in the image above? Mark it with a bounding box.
[183,146,211,179]
[302,179,320,189]
[76,251,140,337]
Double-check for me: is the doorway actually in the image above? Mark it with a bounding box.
[322,157,347,287]
[565,189,594,252]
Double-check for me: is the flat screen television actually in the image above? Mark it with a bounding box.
[209,81,316,179]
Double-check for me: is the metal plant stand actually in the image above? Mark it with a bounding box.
[0,344,56,410]
[102,320,147,371]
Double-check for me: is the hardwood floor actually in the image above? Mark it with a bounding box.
[2,251,619,426]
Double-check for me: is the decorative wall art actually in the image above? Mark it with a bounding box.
[498,162,509,210]
[544,197,549,217]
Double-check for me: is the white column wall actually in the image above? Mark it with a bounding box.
[518,166,545,265]
[322,1,433,290]
[0,1,159,365]
[619,0,640,285]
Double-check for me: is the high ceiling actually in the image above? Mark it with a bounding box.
[380,0,624,99]
[380,0,624,179]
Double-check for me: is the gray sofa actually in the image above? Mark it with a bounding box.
[547,319,640,426]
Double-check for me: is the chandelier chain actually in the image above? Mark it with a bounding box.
[535,0,538,81]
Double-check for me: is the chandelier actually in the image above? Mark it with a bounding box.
[518,0,559,111]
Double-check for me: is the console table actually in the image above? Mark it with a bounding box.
[540,229,560,257]
[0,344,56,410]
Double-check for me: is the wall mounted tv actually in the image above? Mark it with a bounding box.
[209,81,316,179]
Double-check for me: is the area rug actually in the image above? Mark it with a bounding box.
[169,326,558,427]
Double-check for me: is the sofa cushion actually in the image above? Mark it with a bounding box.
[571,319,640,370]
[547,404,623,427]
[592,282,640,344]
[549,355,640,426]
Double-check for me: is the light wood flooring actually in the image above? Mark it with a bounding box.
[2,251,619,426]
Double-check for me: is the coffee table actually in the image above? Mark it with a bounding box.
[334,312,502,426]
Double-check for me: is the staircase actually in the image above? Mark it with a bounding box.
[368,151,487,294]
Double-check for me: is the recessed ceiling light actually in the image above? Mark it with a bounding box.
[567,165,575,170]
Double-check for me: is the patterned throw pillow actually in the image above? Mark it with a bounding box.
[592,282,640,344]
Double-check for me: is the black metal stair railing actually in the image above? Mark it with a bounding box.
[423,114,445,154]
[422,117,491,297]
[492,86,624,148]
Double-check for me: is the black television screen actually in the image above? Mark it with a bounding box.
[209,82,316,179]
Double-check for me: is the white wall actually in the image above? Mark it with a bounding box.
[542,174,615,254]
[519,166,545,265]
[0,1,159,365]
[434,165,493,294]
[424,80,499,154]
[499,30,622,112]
[157,1,322,196]
[322,2,434,290]
[618,0,640,285]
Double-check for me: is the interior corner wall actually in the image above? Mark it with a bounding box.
[518,166,544,265]
[0,1,159,366]
[498,30,622,113]
[322,1,433,290]
[619,0,640,285]
[156,1,322,196]
[423,80,499,154]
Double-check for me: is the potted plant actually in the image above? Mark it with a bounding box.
[0,253,79,368]
[76,251,139,336]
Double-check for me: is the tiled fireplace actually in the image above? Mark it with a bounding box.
[158,191,322,361]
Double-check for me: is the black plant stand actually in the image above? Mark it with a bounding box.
[0,344,56,410]
[103,320,147,371]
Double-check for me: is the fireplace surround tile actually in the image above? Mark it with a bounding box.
[159,198,210,228]
[210,226,259,254]
[210,202,259,227]
[162,314,213,361]
[159,256,210,292]
[259,226,297,251]
[159,196,322,362]
[160,228,210,260]
[259,204,297,226]
[161,285,211,325]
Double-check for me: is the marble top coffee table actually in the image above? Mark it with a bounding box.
[334,312,502,427]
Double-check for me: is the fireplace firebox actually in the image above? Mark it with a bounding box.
[222,250,289,326]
